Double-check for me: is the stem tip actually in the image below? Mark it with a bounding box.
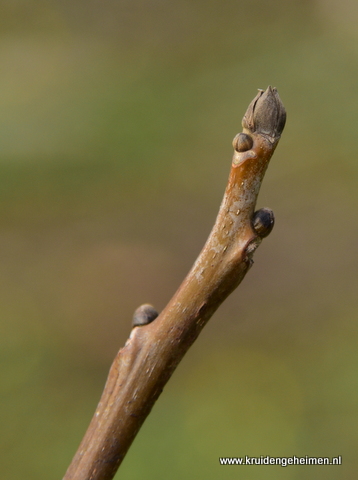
[242,86,286,142]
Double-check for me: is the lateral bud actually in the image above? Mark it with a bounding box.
[132,304,159,327]
[252,208,275,238]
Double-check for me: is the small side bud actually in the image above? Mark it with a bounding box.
[252,208,275,238]
[132,304,159,327]
[232,132,253,152]
[242,86,286,143]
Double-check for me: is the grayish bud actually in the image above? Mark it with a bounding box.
[132,304,159,327]
[242,86,286,143]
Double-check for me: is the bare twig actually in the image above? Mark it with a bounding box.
[63,86,286,480]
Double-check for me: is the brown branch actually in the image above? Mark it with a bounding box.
[63,86,286,480]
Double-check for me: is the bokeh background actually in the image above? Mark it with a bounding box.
[1,1,358,479]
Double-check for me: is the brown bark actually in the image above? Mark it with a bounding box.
[63,86,286,480]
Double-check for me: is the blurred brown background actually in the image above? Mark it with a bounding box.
[1,1,357,478]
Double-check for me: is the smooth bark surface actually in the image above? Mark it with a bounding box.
[63,86,286,480]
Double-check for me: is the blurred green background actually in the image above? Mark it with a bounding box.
[1,1,358,478]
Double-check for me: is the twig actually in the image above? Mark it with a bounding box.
[63,86,286,480]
